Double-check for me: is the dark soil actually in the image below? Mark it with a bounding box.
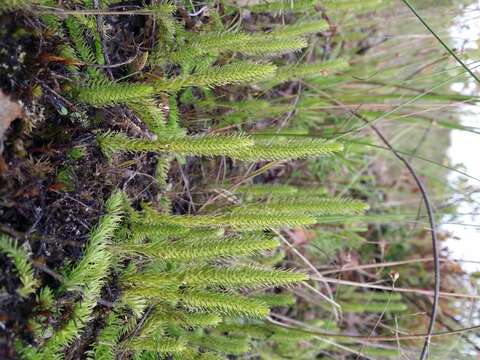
[0,10,164,358]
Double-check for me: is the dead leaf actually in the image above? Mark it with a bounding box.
[39,53,84,66]
[288,228,315,246]
[0,156,6,174]
[47,183,66,192]
[0,90,23,154]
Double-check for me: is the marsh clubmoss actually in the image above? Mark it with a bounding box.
[1,0,415,359]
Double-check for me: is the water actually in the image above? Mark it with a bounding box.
[445,1,480,272]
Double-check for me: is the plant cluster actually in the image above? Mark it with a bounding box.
[2,184,372,358]
[3,0,468,358]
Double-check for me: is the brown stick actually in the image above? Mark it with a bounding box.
[320,257,440,275]
[268,314,480,342]
[310,276,480,300]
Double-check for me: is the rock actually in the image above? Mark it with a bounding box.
[0,90,23,155]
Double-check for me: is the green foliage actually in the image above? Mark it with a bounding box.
[122,288,269,322]
[63,191,125,291]
[88,312,123,360]
[336,290,407,313]
[179,266,307,288]
[214,320,340,359]
[65,16,106,82]
[29,192,126,359]
[58,45,80,72]
[162,31,307,65]
[177,228,225,243]
[78,62,275,106]
[269,20,329,38]
[342,291,403,302]
[97,132,253,158]
[124,265,306,289]
[113,195,312,357]
[340,301,407,313]
[273,58,350,84]
[251,292,296,307]
[355,346,401,357]
[187,333,250,355]
[306,228,365,260]
[244,0,387,13]
[129,337,186,354]
[128,98,166,135]
[129,221,191,242]
[181,290,270,318]
[154,62,277,91]
[77,83,154,106]
[0,234,38,298]
[117,234,280,261]
[39,0,63,33]
[17,189,307,358]
[235,184,300,197]
[236,184,328,199]
[207,98,292,126]
[36,286,55,309]
[38,294,97,358]
[228,137,343,161]
[97,131,343,161]
[0,0,40,12]
[57,166,75,192]
[137,211,317,230]
[245,0,322,13]
[67,145,87,161]
[322,0,390,12]
[146,308,222,328]
[75,14,104,65]
[155,156,171,188]
[147,2,177,19]
[232,197,369,216]
[215,322,272,339]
